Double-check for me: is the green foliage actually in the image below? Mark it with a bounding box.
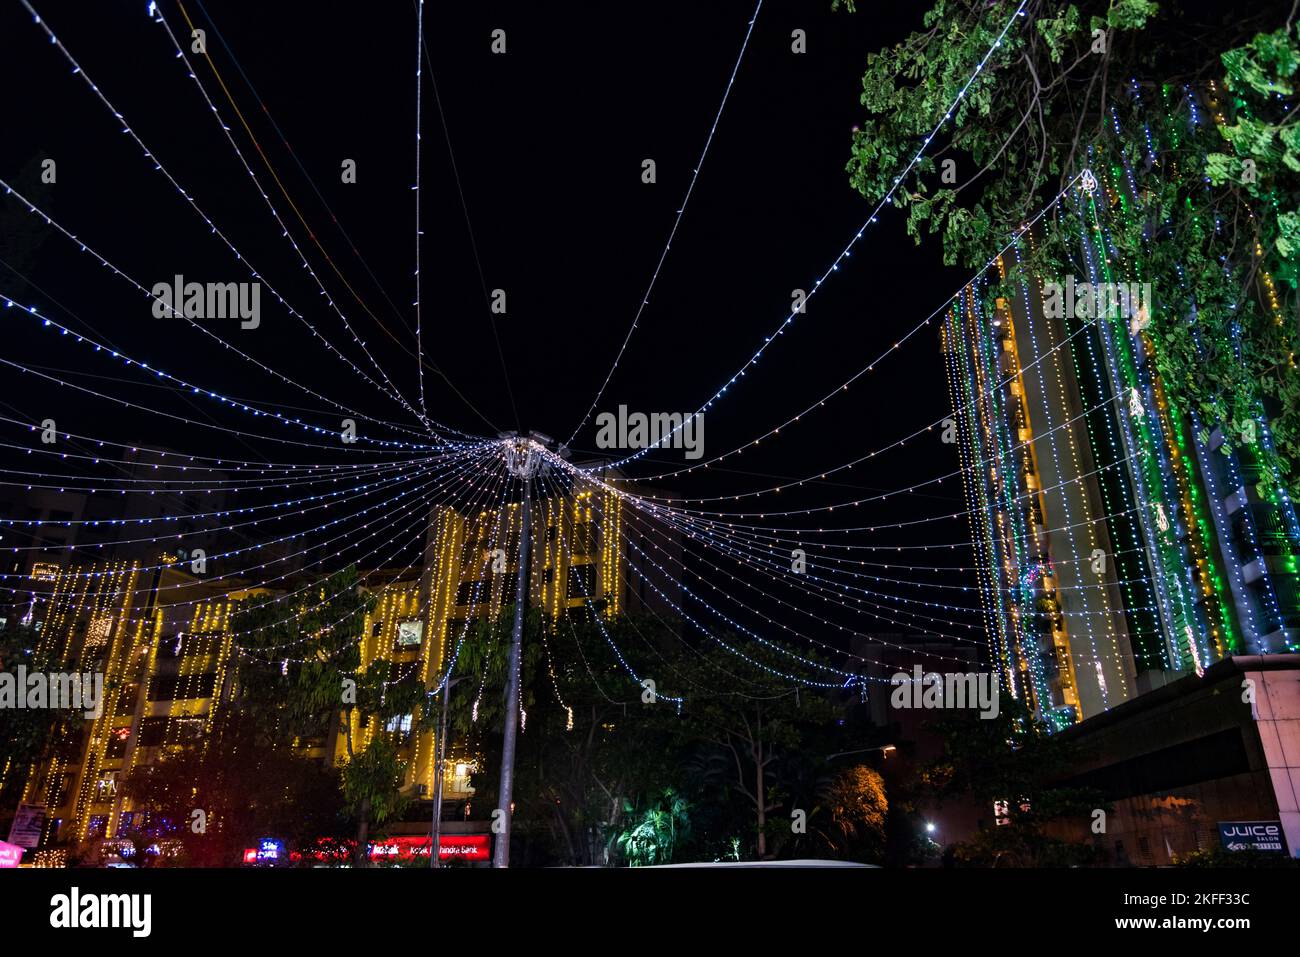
[339,736,409,828]
[922,691,1108,865]
[819,764,887,863]
[615,788,692,866]
[668,641,856,860]
[446,611,868,865]
[447,610,683,866]
[119,712,344,867]
[949,824,1107,867]
[1173,846,1298,867]
[845,0,1300,497]
[227,566,414,863]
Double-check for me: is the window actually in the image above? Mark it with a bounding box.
[138,716,168,747]
[147,672,217,701]
[172,717,205,745]
[115,685,139,716]
[53,773,74,807]
[567,565,596,600]
[93,773,118,802]
[456,580,485,606]
[395,620,423,648]
[87,815,108,838]
[85,615,113,648]
[385,714,413,735]
[573,522,597,556]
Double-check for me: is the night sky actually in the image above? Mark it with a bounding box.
[0,1,970,599]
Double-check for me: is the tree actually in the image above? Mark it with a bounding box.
[447,609,680,866]
[615,788,692,867]
[921,691,1107,866]
[843,0,1300,495]
[445,609,870,865]
[818,764,888,863]
[338,736,408,865]
[229,566,416,866]
[119,711,344,866]
[675,641,850,860]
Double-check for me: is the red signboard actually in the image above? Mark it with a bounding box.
[368,834,490,862]
[438,835,491,861]
[244,834,491,865]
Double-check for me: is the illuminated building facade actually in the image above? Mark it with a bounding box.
[7,556,257,851]
[942,82,1300,728]
[7,486,632,858]
[344,485,628,798]
[943,91,1300,857]
[946,232,1300,727]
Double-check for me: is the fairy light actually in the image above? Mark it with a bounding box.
[413,0,428,418]
[18,0,438,431]
[581,1,1034,469]
[0,349,455,456]
[0,188,442,442]
[2,296,455,449]
[1,453,477,598]
[569,0,765,444]
[606,173,1088,489]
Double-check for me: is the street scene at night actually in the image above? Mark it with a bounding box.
[1,0,1297,942]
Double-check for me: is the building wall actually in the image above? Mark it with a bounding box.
[10,484,639,855]
[1048,655,1300,863]
[945,181,1300,726]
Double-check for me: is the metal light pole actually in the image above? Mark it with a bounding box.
[429,675,462,868]
[493,435,544,867]
[825,744,896,761]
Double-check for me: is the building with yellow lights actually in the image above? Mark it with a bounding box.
[3,483,655,862]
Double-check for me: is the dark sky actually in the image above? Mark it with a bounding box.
[0,0,970,586]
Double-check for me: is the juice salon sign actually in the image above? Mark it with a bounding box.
[1218,821,1285,853]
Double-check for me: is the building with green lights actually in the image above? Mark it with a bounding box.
[942,87,1300,862]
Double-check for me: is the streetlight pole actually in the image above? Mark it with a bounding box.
[429,675,462,869]
[493,434,544,868]
[825,744,896,761]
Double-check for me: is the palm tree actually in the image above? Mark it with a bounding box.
[616,789,692,866]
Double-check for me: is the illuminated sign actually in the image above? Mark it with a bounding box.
[7,803,46,848]
[0,840,23,868]
[255,838,285,863]
[1218,821,1285,853]
[30,562,59,582]
[439,835,491,860]
[367,834,490,862]
[396,620,424,647]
